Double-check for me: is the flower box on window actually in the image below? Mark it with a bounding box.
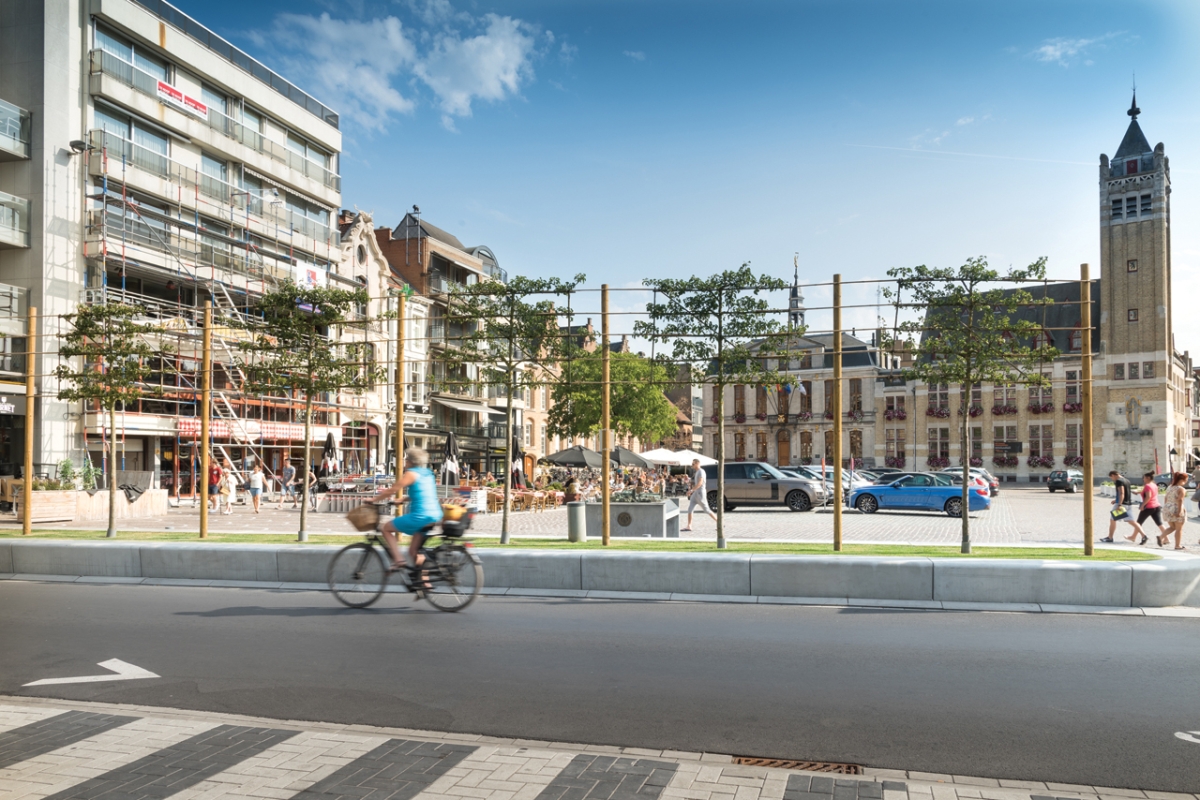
[1064,455,1084,467]
[823,411,834,420]
[846,409,864,421]
[1062,402,1083,413]
[884,456,906,468]
[884,408,907,421]
[992,454,1018,467]
[796,410,813,421]
[967,456,983,467]
[733,413,746,423]
[1027,455,1055,469]
[992,404,1019,416]
[926,456,950,469]
[925,407,950,418]
[1028,403,1055,414]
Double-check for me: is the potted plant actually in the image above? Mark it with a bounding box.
[1064,455,1084,467]
[733,412,747,423]
[885,455,906,468]
[926,456,949,469]
[846,409,864,421]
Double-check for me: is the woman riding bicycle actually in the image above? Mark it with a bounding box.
[370,448,443,581]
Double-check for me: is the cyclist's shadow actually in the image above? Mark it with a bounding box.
[176,604,428,618]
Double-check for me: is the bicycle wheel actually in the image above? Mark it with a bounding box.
[423,545,483,612]
[327,542,388,608]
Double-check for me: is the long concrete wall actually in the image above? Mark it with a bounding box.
[3,541,1199,607]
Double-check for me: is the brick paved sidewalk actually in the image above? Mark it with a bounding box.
[0,697,1192,800]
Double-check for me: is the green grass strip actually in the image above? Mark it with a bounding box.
[0,530,1160,559]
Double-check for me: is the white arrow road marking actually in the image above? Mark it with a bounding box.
[1176,731,1200,744]
[22,659,159,687]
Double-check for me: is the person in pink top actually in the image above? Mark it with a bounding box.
[1128,472,1168,545]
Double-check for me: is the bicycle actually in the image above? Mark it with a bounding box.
[327,503,483,611]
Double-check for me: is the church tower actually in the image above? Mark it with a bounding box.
[1099,92,1171,364]
[789,256,805,329]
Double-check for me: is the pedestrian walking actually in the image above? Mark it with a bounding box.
[681,458,717,531]
[207,457,222,511]
[248,463,264,514]
[1130,472,1168,545]
[220,458,238,514]
[1161,471,1188,549]
[1102,470,1144,543]
[306,463,319,511]
[279,462,297,509]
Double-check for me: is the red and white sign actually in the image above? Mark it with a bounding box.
[156,80,208,120]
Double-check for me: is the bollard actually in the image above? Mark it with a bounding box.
[567,502,587,542]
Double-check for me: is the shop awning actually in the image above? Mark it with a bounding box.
[431,396,490,415]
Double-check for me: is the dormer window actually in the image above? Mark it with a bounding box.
[1126,159,1138,175]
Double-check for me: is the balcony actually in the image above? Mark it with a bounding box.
[0,191,30,249]
[0,99,30,161]
[87,129,336,247]
[89,50,340,192]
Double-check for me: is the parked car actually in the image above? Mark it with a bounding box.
[1153,472,1197,491]
[936,467,1000,496]
[1047,470,1085,493]
[850,473,991,517]
[871,467,904,478]
[701,461,825,512]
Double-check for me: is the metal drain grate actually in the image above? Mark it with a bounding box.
[732,757,862,775]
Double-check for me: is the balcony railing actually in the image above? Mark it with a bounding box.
[88,129,336,246]
[89,49,341,192]
[0,191,30,249]
[0,282,28,319]
[482,262,507,283]
[0,98,30,160]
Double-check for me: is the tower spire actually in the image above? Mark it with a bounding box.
[1128,77,1140,120]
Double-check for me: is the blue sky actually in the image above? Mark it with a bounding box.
[187,0,1200,345]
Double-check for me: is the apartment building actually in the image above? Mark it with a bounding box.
[0,0,347,491]
[374,213,517,476]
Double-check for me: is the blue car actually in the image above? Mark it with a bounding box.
[850,473,991,517]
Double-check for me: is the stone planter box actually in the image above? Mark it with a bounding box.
[585,501,680,538]
[10,488,169,523]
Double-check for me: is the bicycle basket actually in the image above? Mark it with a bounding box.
[347,504,379,532]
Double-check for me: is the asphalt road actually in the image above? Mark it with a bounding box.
[1,581,1198,792]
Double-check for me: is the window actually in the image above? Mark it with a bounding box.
[1030,376,1052,405]
[242,106,263,132]
[970,426,982,458]
[930,383,949,410]
[929,428,950,460]
[711,384,720,416]
[1066,370,1080,404]
[849,378,862,412]
[1069,328,1082,352]
[994,425,1017,448]
[799,381,812,413]
[1029,424,1053,458]
[1126,196,1137,217]
[95,24,168,82]
[1128,259,1138,273]
[1112,199,1123,220]
[849,429,863,461]
[363,343,375,389]
[993,383,1016,406]
[201,151,226,180]
[756,431,768,460]
[1113,363,1125,380]
[1143,361,1155,379]
[200,84,227,115]
[1128,309,1139,322]
[1066,423,1080,459]
[524,423,532,447]
[734,432,746,460]
[734,384,745,416]
[756,385,768,417]
[823,430,834,460]
[1128,362,1139,380]
[885,428,906,459]
[1141,194,1152,215]
[541,426,547,449]
[824,380,835,413]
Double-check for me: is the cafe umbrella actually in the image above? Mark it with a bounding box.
[543,445,605,469]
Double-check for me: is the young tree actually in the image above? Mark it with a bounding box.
[548,351,680,446]
[446,274,584,543]
[885,257,1057,553]
[236,282,380,541]
[636,265,791,549]
[56,303,160,538]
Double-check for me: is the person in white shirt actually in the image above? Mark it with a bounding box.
[682,459,717,531]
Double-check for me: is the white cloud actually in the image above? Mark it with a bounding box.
[623,50,646,61]
[1029,33,1120,66]
[415,14,539,126]
[253,13,417,131]
[956,116,974,126]
[250,2,543,132]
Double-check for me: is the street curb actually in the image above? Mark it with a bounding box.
[3,572,1198,617]
[2,540,1199,608]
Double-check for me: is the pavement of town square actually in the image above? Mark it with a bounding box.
[0,696,1192,800]
[15,487,1191,547]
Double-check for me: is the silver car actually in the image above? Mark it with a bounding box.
[701,461,825,512]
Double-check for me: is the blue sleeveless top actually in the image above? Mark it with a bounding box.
[407,467,443,521]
